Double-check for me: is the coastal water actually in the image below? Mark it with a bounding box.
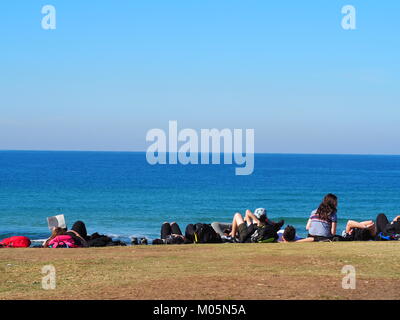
[1,151,399,242]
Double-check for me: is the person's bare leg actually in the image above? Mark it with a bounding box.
[356,220,377,237]
[244,210,253,225]
[229,213,245,237]
[360,220,374,227]
[345,220,366,233]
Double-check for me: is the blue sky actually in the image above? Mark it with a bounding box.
[0,1,399,154]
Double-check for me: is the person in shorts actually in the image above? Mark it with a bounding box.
[229,208,283,243]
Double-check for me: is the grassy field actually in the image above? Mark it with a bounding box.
[1,242,399,300]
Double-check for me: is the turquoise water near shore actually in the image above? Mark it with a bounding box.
[0,151,399,242]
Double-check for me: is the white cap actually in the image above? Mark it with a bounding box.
[254,208,267,219]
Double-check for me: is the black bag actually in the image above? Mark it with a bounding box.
[250,224,278,243]
[185,223,222,244]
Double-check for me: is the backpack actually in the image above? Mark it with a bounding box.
[48,235,79,248]
[250,224,278,243]
[185,223,222,244]
[0,236,31,248]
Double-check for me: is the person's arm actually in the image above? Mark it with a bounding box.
[295,237,314,243]
[306,219,311,230]
[331,222,337,236]
[392,216,400,223]
[43,235,54,248]
[345,220,363,233]
[67,230,89,247]
[43,237,53,248]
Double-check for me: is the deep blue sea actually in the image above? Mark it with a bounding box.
[1,151,400,243]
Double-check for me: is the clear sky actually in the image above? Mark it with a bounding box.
[0,1,399,154]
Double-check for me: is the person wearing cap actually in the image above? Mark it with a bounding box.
[228,208,284,243]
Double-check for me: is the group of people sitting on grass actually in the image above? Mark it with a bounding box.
[152,193,400,245]
[1,193,400,248]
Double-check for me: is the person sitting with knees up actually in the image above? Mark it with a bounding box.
[229,208,284,243]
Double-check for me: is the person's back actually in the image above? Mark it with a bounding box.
[306,193,338,240]
[308,209,337,237]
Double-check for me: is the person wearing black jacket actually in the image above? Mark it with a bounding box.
[66,220,89,247]
[376,213,400,236]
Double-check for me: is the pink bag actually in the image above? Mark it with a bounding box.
[48,235,79,248]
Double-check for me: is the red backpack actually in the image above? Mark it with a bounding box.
[0,236,31,248]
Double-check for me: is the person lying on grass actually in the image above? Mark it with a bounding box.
[228,208,284,243]
[277,225,303,242]
[152,221,186,244]
[342,220,376,240]
[43,221,89,248]
[375,213,400,236]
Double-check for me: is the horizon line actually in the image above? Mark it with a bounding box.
[0,149,399,156]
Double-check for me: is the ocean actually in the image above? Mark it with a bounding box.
[0,151,399,243]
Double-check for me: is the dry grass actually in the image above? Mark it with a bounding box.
[1,242,400,300]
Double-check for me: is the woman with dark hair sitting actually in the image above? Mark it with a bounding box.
[304,193,338,242]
